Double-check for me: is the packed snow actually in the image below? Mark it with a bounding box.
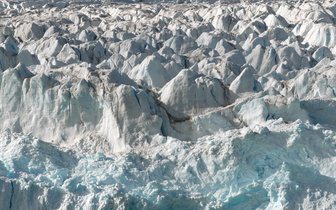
[1,0,336,209]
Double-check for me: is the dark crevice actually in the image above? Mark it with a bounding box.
[143,87,191,123]
[9,181,14,209]
[156,99,191,123]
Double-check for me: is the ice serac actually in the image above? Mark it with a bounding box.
[164,35,198,55]
[230,66,255,94]
[160,69,231,118]
[14,22,45,42]
[128,55,173,89]
[264,14,289,28]
[1,0,336,209]
[313,46,334,63]
[0,62,164,153]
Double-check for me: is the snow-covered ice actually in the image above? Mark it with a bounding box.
[1,0,336,209]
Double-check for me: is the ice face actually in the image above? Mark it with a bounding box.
[1,0,336,209]
[1,120,336,209]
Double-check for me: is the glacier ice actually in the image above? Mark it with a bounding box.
[1,0,336,209]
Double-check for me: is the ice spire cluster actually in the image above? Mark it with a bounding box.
[1,0,336,209]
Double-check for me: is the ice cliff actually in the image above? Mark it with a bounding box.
[1,0,336,209]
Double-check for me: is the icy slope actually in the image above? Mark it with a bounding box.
[1,0,336,209]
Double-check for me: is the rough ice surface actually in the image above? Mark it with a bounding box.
[1,0,336,209]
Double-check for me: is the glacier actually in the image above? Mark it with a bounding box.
[1,0,336,209]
